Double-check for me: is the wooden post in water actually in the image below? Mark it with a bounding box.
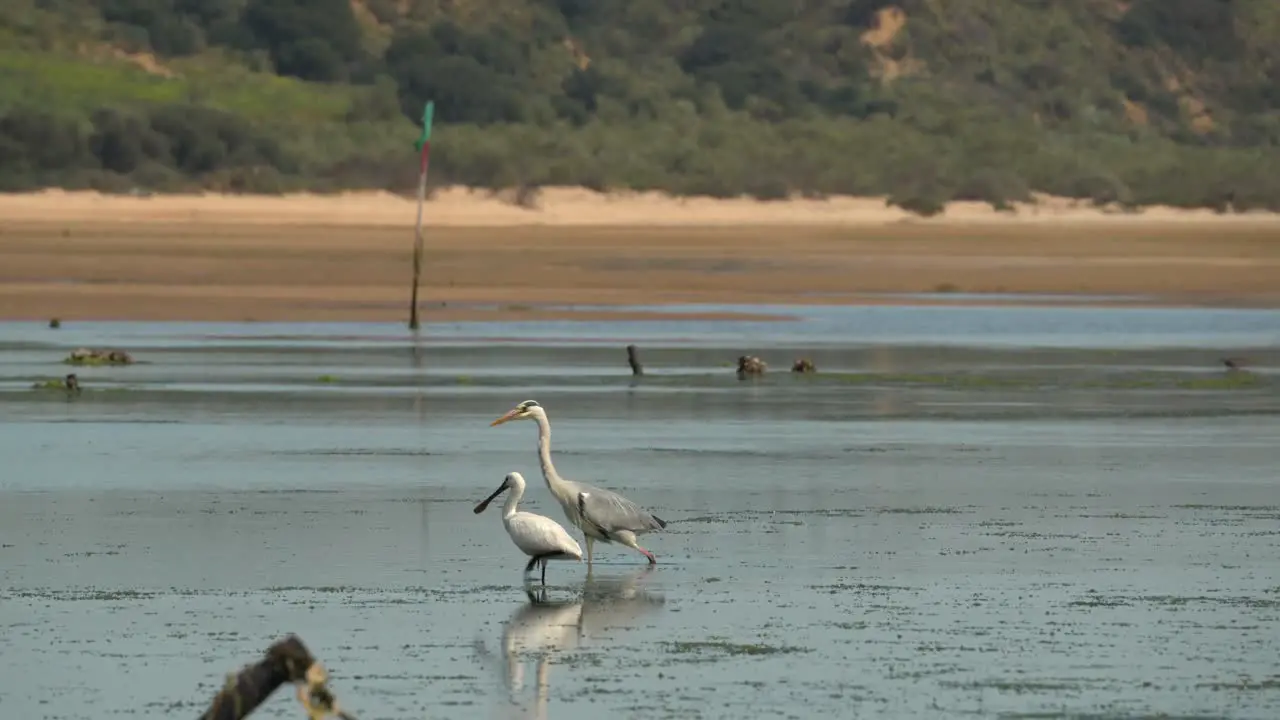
[626,344,644,376]
[408,101,435,331]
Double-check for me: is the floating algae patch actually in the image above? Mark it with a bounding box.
[263,585,357,593]
[806,372,1042,389]
[877,506,971,515]
[681,508,868,524]
[663,640,810,657]
[1176,373,1266,390]
[1171,504,1280,511]
[677,514,735,525]
[793,369,1269,393]
[1068,592,1133,608]
[1076,512,1167,519]
[1086,371,1269,391]
[1130,594,1280,609]
[827,620,871,630]
[7,588,160,601]
[995,714,1233,720]
[30,378,76,391]
[1068,592,1280,609]
[986,531,1085,539]
[809,583,917,595]
[269,448,435,457]
[940,679,1086,692]
[1196,677,1280,691]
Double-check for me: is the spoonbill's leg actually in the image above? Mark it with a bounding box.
[540,558,548,586]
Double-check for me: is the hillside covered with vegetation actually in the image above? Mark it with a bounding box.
[2,0,1279,214]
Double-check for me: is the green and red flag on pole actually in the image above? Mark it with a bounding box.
[407,100,434,330]
[414,101,434,174]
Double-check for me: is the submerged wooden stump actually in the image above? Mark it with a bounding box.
[626,344,644,376]
[791,358,816,373]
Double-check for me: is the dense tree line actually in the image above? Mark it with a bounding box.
[2,0,1279,213]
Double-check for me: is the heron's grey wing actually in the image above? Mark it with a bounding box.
[577,492,612,538]
[577,484,666,533]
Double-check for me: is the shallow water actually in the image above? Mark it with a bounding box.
[2,306,1279,719]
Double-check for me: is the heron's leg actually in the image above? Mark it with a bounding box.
[585,536,594,566]
[614,530,657,564]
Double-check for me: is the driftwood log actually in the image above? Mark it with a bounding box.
[199,634,354,720]
[66,347,134,366]
[626,344,644,376]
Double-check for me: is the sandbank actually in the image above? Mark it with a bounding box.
[1,188,1278,322]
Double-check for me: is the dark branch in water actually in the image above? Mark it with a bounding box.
[199,634,355,720]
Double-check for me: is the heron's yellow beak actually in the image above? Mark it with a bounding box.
[490,409,519,427]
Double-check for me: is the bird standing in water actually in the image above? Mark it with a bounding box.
[474,471,583,585]
[490,400,667,566]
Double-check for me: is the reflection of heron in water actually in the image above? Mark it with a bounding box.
[494,566,666,719]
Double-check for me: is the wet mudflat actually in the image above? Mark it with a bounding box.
[2,305,1279,719]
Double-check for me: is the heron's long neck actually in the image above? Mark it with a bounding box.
[503,483,523,520]
[534,413,568,498]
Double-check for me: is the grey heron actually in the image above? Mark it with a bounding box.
[474,471,583,585]
[490,400,668,566]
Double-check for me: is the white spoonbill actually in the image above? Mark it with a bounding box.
[474,471,583,585]
[490,400,667,566]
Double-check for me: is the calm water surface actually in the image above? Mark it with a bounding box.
[2,305,1279,719]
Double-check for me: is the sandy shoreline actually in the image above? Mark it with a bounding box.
[5,188,1280,227]
[2,189,1279,322]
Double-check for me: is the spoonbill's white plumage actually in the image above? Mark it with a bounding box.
[490,400,667,566]
[474,471,583,585]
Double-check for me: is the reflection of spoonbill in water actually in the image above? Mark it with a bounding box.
[490,400,668,566]
[474,471,583,585]
[500,588,583,720]
[492,566,667,719]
